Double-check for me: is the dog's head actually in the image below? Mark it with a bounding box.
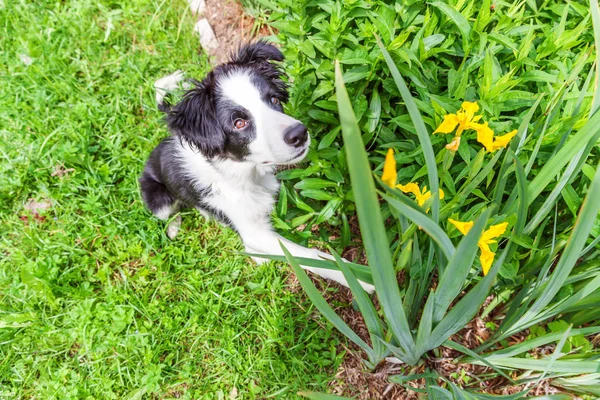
[165,41,309,165]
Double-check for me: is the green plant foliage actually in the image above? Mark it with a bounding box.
[268,0,598,255]
[268,0,600,395]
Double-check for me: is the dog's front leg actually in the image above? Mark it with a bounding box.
[241,229,375,294]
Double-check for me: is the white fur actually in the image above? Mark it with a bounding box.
[154,204,177,220]
[175,141,375,293]
[167,215,182,240]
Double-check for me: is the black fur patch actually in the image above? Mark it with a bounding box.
[164,77,226,159]
[229,40,284,64]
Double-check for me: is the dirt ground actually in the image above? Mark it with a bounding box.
[203,0,273,64]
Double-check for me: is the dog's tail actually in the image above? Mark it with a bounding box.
[154,70,186,113]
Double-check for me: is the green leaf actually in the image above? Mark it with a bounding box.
[280,242,374,358]
[308,109,339,124]
[590,0,600,114]
[416,291,435,355]
[244,253,373,284]
[429,2,472,44]
[331,249,387,365]
[433,210,490,322]
[381,192,455,260]
[316,198,343,224]
[505,161,600,337]
[367,88,381,133]
[512,152,528,238]
[469,358,600,373]
[513,110,600,211]
[477,327,600,360]
[492,95,542,206]
[295,178,338,190]
[342,66,370,84]
[300,189,337,201]
[444,341,516,384]
[335,60,416,363]
[524,149,582,234]
[427,248,508,351]
[376,35,440,223]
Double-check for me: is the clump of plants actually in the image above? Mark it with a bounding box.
[260,0,600,396]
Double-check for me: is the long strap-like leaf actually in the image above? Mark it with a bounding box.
[335,60,417,362]
[503,160,600,337]
[375,35,440,224]
[279,242,374,360]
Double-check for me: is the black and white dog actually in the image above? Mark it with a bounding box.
[140,41,374,293]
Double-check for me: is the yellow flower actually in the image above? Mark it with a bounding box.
[476,127,518,153]
[434,101,482,136]
[448,218,508,275]
[397,182,444,209]
[381,148,397,188]
[433,102,516,152]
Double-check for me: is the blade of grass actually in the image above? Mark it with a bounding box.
[528,273,600,327]
[298,392,354,400]
[376,336,409,361]
[492,96,542,206]
[376,35,440,223]
[470,358,600,373]
[523,85,570,177]
[444,340,516,384]
[415,291,435,355]
[582,234,600,257]
[534,325,571,385]
[280,242,374,359]
[500,151,529,268]
[524,148,584,234]
[450,150,503,214]
[553,62,595,155]
[513,152,528,236]
[335,61,417,362]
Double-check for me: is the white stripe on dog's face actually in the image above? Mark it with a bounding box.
[217,71,310,165]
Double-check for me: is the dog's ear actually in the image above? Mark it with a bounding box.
[232,40,284,64]
[166,81,225,158]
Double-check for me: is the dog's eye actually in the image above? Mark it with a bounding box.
[234,119,248,129]
[270,96,280,106]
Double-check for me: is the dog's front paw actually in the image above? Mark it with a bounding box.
[166,215,182,240]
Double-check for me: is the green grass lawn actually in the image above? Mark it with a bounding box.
[0,1,342,398]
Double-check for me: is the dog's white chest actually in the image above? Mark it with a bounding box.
[211,178,276,220]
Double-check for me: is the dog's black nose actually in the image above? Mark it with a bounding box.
[284,124,308,147]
